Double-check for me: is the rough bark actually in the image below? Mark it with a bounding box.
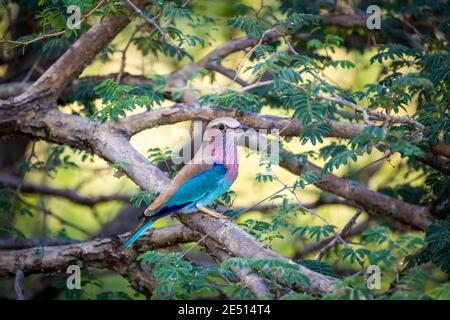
[0,225,199,294]
[119,104,450,161]
[279,150,431,230]
[23,0,147,97]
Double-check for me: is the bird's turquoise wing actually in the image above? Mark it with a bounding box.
[124,163,229,249]
[151,163,228,217]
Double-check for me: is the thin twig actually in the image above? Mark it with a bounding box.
[233,28,276,81]
[17,196,92,237]
[126,0,169,40]
[315,210,363,260]
[116,26,140,83]
[0,0,106,46]
[8,141,36,216]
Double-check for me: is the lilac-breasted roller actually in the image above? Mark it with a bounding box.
[124,117,247,249]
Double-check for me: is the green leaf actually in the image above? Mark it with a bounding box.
[130,191,154,208]
[290,225,337,242]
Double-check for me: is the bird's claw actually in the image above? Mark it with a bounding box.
[196,204,228,219]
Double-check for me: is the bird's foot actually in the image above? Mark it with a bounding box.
[196,204,228,219]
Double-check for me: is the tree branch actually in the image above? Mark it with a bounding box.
[0,174,131,206]
[0,104,433,230]
[201,237,272,299]
[279,148,431,230]
[296,219,370,259]
[315,210,364,260]
[14,269,25,300]
[0,225,200,295]
[22,0,147,98]
[119,104,449,167]
[0,237,84,250]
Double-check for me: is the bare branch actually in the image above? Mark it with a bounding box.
[296,219,370,259]
[119,104,450,164]
[279,148,431,230]
[0,237,83,250]
[23,0,148,97]
[0,174,131,206]
[0,225,200,294]
[315,210,364,260]
[116,26,140,83]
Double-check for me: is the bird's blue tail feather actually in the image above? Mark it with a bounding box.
[124,202,193,249]
[124,219,157,249]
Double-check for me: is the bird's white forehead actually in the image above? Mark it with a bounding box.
[207,117,241,129]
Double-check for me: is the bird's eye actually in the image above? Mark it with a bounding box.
[218,124,225,131]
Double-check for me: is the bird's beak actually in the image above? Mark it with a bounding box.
[239,124,249,131]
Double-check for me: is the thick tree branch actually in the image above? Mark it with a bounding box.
[279,149,431,230]
[14,269,25,300]
[22,0,147,98]
[119,104,449,166]
[0,237,84,250]
[121,105,433,229]
[201,238,272,299]
[0,225,200,294]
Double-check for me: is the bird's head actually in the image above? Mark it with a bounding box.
[201,117,248,166]
[203,117,248,142]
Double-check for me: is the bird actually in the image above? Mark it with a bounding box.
[123,117,248,249]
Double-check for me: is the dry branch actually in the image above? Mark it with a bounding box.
[23,0,148,97]
[119,104,450,161]
[296,219,370,259]
[0,225,199,294]
[0,174,130,206]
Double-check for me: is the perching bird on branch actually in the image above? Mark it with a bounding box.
[124,118,248,249]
